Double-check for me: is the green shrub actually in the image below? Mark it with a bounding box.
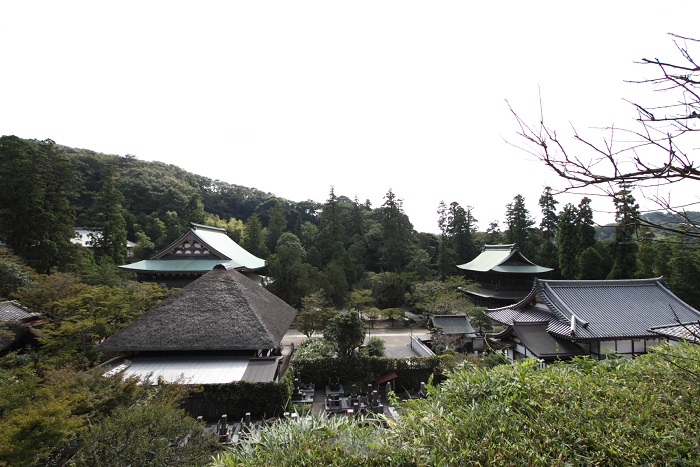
[217,344,700,466]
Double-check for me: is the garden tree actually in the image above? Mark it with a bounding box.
[183,192,206,225]
[0,251,35,299]
[318,187,345,263]
[380,189,413,272]
[371,272,410,309]
[88,164,128,265]
[636,228,657,278]
[323,310,365,360]
[365,307,380,329]
[242,213,264,256]
[132,231,157,260]
[365,336,386,356]
[504,194,534,256]
[556,203,580,279]
[0,364,85,467]
[0,136,81,274]
[607,184,640,279]
[407,277,475,315]
[265,244,317,309]
[538,186,559,239]
[266,202,288,253]
[510,34,700,239]
[12,272,173,367]
[321,260,348,308]
[294,336,334,358]
[297,291,337,337]
[347,289,374,313]
[73,387,218,467]
[667,238,700,308]
[468,307,492,335]
[381,307,405,327]
[578,246,606,280]
[226,217,246,243]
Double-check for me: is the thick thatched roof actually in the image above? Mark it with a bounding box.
[95,265,297,352]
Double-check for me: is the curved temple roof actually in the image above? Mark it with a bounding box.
[487,277,700,341]
[121,223,265,274]
[457,244,552,274]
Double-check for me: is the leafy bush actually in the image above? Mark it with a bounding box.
[366,337,386,357]
[225,344,700,466]
[295,337,333,359]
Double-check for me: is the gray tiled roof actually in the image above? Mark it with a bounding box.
[485,306,556,326]
[509,322,586,359]
[430,315,476,335]
[487,278,700,341]
[649,321,700,343]
[536,278,700,340]
[0,301,39,322]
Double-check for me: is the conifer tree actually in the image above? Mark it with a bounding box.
[266,203,287,253]
[183,193,206,225]
[504,194,534,255]
[538,186,559,240]
[243,213,264,257]
[577,197,597,251]
[0,136,81,273]
[89,164,128,265]
[557,203,580,279]
[380,189,412,272]
[607,184,639,279]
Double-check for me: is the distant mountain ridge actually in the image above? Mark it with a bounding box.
[595,211,700,241]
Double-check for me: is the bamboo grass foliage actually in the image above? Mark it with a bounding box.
[211,343,700,466]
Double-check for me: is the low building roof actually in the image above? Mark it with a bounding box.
[0,301,40,322]
[496,322,586,360]
[430,315,477,336]
[106,354,281,384]
[94,265,297,352]
[649,321,700,343]
[120,223,264,274]
[457,244,552,274]
[486,278,700,341]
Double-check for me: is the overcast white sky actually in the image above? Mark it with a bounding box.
[2,1,698,233]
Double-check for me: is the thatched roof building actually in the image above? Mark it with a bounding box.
[95,264,296,352]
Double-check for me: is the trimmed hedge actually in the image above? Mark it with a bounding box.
[184,380,291,422]
[291,355,450,390]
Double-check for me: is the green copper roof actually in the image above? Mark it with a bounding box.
[120,259,246,273]
[457,244,552,274]
[120,223,265,274]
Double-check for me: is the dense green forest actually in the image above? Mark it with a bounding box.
[2,135,700,465]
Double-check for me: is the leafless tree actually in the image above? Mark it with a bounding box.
[508,34,700,239]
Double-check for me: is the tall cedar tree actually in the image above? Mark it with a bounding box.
[183,192,206,225]
[557,203,580,279]
[504,194,534,256]
[538,186,559,239]
[318,187,345,264]
[0,136,80,273]
[266,203,287,253]
[448,202,477,265]
[381,189,412,272]
[89,164,128,265]
[607,184,639,279]
[243,213,264,256]
[577,197,596,251]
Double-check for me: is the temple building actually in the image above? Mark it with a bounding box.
[95,264,297,385]
[486,277,700,362]
[457,244,552,307]
[120,223,265,288]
